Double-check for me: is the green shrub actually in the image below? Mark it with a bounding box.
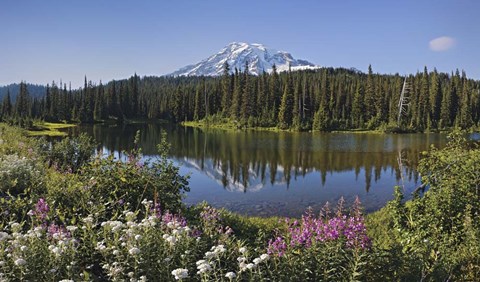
[41,133,96,172]
[388,131,480,280]
[0,154,44,197]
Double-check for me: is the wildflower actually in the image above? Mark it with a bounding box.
[59,280,74,282]
[10,222,21,231]
[83,216,94,224]
[260,253,270,261]
[196,261,212,275]
[14,258,27,266]
[225,272,236,279]
[34,198,50,220]
[204,251,215,259]
[237,256,246,263]
[135,234,142,240]
[0,232,10,242]
[163,234,176,246]
[196,260,207,266]
[171,268,188,280]
[239,262,247,271]
[246,263,256,270]
[267,236,287,257]
[200,206,220,223]
[66,226,78,232]
[51,246,62,256]
[239,247,247,254]
[96,242,107,252]
[212,244,226,254]
[129,247,141,256]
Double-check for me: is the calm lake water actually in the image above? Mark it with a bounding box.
[68,123,448,217]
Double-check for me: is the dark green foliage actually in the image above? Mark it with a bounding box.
[41,133,96,172]
[277,74,294,129]
[5,66,480,131]
[0,90,12,119]
[387,132,480,280]
[15,82,30,118]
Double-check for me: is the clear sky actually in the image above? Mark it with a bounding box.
[1,0,478,88]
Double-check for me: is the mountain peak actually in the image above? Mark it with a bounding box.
[169,42,319,77]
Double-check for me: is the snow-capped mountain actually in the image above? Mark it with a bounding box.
[169,42,319,77]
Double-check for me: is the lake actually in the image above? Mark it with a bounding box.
[68,123,448,217]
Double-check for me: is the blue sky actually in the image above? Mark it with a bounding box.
[1,0,478,88]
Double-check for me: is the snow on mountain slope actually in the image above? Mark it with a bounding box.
[169,42,319,77]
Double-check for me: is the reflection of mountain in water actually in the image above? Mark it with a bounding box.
[68,123,447,193]
[179,157,288,193]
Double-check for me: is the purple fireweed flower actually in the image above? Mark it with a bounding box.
[200,206,220,223]
[267,236,287,257]
[161,211,187,228]
[191,228,202,238]
[47,223,70,239]
[268,200,371,256]
[34,198,49,221]
[152,202,162,217]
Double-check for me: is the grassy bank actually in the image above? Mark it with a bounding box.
[27,122,77,136]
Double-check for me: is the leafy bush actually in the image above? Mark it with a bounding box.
[0,154,44,197]
[41,133,96,172]
[388,131,480,280]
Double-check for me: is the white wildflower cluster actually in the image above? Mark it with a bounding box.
[161,220,191,247]
[0,221,78,276]
[128,247,141,256]
[204,244,226,259]
[141,199,154,210]
[225,271,237,279]
[48,232,77,259]
[139,215,158,228]
[196,259,212,275]
[0,154,41,191]
[162,234,177,246]
[238,252,269,272]
[82,215,94,225]
[171,268,188,280]
[101,220,124,232]
[0,231,11,242]
[102,261,124,279]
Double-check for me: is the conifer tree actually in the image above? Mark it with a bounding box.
[429,69,441,126]
[352,82,364,128]
[15,81,30,118]
[364,65,375,120]
[268,64,280,122]
[221,61,232,117]
[459,80,472,129]
[241,61,254,121]
[1,90,12,118]
[278,73,294,129]
[230,68,242,119]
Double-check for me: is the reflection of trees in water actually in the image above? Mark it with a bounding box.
[70,124,446,192]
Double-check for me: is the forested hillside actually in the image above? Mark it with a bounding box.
[2,65,479,131]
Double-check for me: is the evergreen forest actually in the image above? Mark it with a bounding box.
[1,64,479,131]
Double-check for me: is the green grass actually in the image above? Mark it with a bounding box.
[27,122,76,136]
